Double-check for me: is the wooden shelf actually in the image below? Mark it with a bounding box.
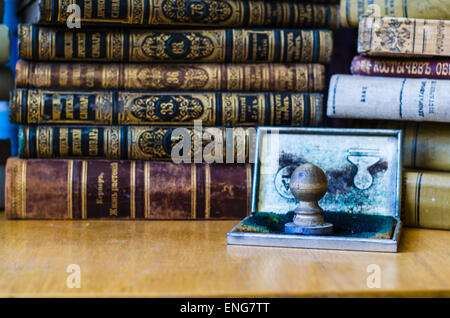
[0,212,449,297]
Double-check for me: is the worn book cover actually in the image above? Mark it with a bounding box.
[25,0,339,29]
[17,125,258,162]
[403,170,450,230]
[11,89,323,126]
[18,25,334,63]
[327,75,450,123]
[351,56,450,80]
[15,61,326,92]
[5,158,252,220]
[358,16,450,58]
[340,0,450,28]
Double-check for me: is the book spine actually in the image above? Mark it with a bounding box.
[351,56,450,80]
[0,66,12,100]
[36,0,339,29]
[340,0,450,28]
[353,120,450,172]
[402,170,450,230]
[17,125,258,162]
[358,16,450,58]
[11,89,323,126]
[15,60,326,92]
[5,157,252,220]
[327,75,450,123]
[0,24,10,64]
[18,25,334,63]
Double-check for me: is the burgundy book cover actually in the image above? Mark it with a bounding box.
[5,158,252,220]
[351,56,450,80]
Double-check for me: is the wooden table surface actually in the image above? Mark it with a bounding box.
[0,212,449,297]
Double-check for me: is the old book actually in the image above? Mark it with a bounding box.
[25,0,339,29]
[5,157,252,220]
[11,89,323,126]
[17,125,259,162]
[351,56,450,80]
[0,65,12,100]
[327,75,450,123]
[15,61,326,92]
[340,0,450,28]
[18,25,334,63]
[0,24,9,64]
[353,120,450,172]
[358,16,450,58]
[402,170,450,230]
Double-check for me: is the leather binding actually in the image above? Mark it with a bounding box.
[33,0,339,29]
[17,125,259,162]
[5,157,252,219]
[18,25,334,63]
[15,61,326,92]
[10,89,324,126]
[351,56,450,80]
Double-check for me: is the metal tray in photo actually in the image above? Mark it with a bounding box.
[227,128,403,252]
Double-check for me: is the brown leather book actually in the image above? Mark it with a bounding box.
[5,158,252,220]
[15,61,326,92]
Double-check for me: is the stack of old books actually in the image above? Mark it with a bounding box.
[5,0,338,220]
[328,0,450,230]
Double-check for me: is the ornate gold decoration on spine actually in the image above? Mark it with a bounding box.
[18,25,33,60]
[15,61,326,92]
[67,160,73,219]
[144,161,150,219]
[204,164,211,219]
[104,128,121,159]
[130,161,136,219]
[20,160,27,219]
[81,160,88,219]
[191,164,196,219]
[19,26,332,63]
[36,126,53,158]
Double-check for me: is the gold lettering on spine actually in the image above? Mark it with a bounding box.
[130,161,136,219]
[88,129,99,156]
[59,128,69,156]
[72,129,82,156]
[67,160,73,219]
[110,162,119,216]
[36,127,53,158]
[144,162,150,219]
[191,164,196,219]
[21,160,27,219]
[205,164,211,219]
[77,33,86,58]
[81,161,88,219]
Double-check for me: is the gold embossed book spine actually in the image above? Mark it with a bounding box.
[17,125,259,162]
[10,89,324,126]
[18,25,334,63]
[5,157,252,219]
[15,60,326,92]
[32,0,339,29]
[402,170,450,230]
